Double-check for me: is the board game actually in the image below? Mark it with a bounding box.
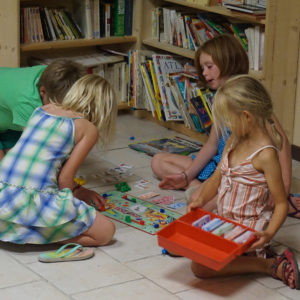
[101,191,181,234]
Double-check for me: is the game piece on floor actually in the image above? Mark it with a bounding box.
[139,191,160,200]
[100,191,181,234]
[74,177,86,185]
[115,182,131,192]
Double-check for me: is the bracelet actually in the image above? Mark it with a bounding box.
[182,171,189,187]
[72,183,81,193]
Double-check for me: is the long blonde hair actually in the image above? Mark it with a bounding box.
[55,74,117,146]
[212,75,282,150]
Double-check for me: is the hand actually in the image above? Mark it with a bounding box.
[247,231,273,251]
[187,196,205,213]
[159,172,188,190]
[73,186,105,210]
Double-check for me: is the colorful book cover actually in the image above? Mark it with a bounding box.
[129,136,203,156]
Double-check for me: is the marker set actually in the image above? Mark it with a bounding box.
[157,208,257,271]
[192,214,254,244]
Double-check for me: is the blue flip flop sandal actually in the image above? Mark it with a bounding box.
[38,243,94,263]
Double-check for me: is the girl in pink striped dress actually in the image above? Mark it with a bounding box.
[188,75,299,290]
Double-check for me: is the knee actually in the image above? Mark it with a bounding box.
[99,220,115,245]
[191,261,215,278]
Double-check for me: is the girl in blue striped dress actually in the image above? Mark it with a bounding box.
[0,74,117,246]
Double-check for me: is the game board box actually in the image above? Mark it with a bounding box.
[157,208,257,270]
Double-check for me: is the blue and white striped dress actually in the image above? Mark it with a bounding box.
[0,107,96,244]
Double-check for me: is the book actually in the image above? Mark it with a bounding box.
[93,0,100,38]
[129,136,203,157]
[152,54,187,121]
[124,0,133,36]
[223,3,266,15]
[74,0,93,39]
[114,0,125,36]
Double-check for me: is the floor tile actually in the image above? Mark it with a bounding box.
[273,224,300,252]
[126,255,200,293]
[101,227,161,262]
[73,278,179,300]
[27,249,142,294]
[0,250,39,289]
[0,281,70,300]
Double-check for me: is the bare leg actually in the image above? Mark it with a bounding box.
[191,256,296,288]
[62,212,115,246]
[151,153,193,179]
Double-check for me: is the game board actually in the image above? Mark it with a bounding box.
[101,191,181,234]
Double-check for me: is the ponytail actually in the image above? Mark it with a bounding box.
[267,118,283,151]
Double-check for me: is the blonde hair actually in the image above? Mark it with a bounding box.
[212,75,282,150]
[195,34,249,87]
[57,74,117,146]
[38,59,86,102]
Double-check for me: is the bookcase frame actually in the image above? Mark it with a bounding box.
[0,0,299,145]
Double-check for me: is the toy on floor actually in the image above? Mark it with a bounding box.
[115,182,131,192]
[100,191,181,234]
[157,208,257,270]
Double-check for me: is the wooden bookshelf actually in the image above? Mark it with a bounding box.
[21,36,137,52]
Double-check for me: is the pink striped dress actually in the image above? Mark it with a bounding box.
[217,145,276,232]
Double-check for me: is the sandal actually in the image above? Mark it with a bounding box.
[38,243,94,263]
[271,248,300,290]
[287,193,300,219]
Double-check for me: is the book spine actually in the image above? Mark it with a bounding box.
[44,7,57,40]
[48,8,64,40]
[114,0,125,36]
[124,0,133,36]
[35,7,44,42]
[60,10,79,39]
[93,0,100,38]
[105,3,111,37]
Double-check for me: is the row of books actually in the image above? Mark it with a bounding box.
[151,7,264,70]
[20,0,133,44]
[75,0,133,39]
[128,51,213,133]
[29,51,127,104]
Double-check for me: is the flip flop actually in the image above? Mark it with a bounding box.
[287,194,300,219]
[271,247,300,290]
[38,243,94,263]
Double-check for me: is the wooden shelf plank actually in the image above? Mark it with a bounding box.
[21,36,137,52]
[143,39,195,59]
[118,103,130,110]
[164,0,266,24]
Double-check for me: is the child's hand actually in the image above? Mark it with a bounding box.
[187,197,205,213]
[247,231,273,251]
[74,186,105,209]
[159,173,188,190]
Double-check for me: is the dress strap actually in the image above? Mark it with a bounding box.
[246,145,277,160]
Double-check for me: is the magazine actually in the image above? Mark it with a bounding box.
[129,136,202,156]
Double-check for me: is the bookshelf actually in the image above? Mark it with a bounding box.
[1,0,300,147]
[138,0,300,145]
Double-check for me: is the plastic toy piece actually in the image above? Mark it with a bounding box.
[233,230,254,244]
[115,182,131,192]
[192,214,210,228]
[122,195,128,199]
[212,222,234,236]
[160,208,165,213]
[202,218,224,232]
[125,215,132,223]
[153,223,159,228]
[74,177,86,185]
[99,205,106,212]
[129,136,135,140]
[223,225,246,241]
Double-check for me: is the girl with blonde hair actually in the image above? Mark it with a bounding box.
[0,74,117,246]
[188,75,299,290]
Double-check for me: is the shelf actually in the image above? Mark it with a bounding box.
[21,36,137,52]
[143,39,195,59]
[118,103,130,110]
[164,0,266,24]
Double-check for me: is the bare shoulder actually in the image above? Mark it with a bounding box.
[74,119,98,144]
[252,146,279,172]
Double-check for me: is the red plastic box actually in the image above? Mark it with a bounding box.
[156,208,257,271]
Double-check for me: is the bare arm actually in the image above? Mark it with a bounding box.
[249,148,288,250]
[266,114,292,195]
[58,119,104,209]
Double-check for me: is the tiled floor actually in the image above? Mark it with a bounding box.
[0,113,300,300]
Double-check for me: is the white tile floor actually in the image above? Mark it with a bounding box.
[0,113,300,300]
